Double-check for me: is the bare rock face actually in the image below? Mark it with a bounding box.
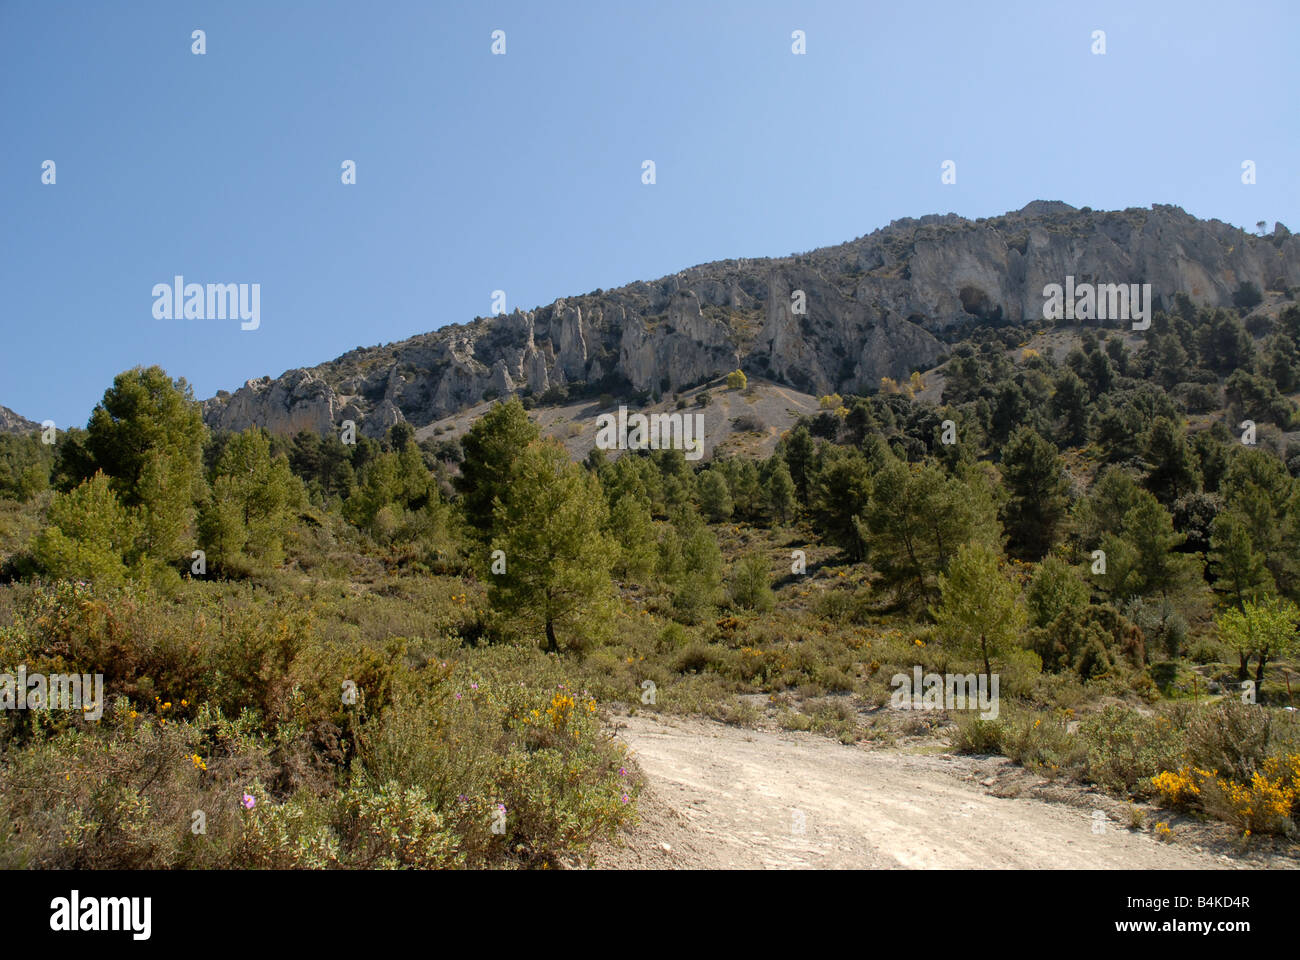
[201,202,1300,436]
[0,405,40,435]
[619,291,737,393]
[202,370,345,436]
[555,300,588,380]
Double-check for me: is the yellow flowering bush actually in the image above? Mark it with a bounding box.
[1152,754,1300,835]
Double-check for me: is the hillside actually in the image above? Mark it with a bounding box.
[5,203,1300,876]
[200,202,1300,440]
[0,406,39,436]
[415,376,821,462]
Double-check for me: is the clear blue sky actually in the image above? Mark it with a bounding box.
[2,0,1296,428]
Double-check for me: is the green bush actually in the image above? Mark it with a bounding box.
[729,554,775,611]
[1184,700,1285,784]
[1080,705,1187,795]
[951,715,1006,754]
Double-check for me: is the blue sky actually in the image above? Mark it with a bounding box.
[2,0,1296,428]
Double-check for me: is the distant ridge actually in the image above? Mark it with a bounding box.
[0,405,40,436]
[201,202,1299,438]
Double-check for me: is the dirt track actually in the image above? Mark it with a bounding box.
[596,713,1244,870]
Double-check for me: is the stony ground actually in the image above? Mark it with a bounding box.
[584,713,1297,870]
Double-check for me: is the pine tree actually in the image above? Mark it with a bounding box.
[1141,417,1201,505]
[68,367,207,565]
[1076,467,1144,550]
[931,541,1026,680]
[32,471,136,584]
[79,366,207,507]
[657,505,722,624]
[1220,449,1299,597]
[1209,511,1275,612]
[807,447,872,561]
[489,442,617,652]
[456,397,538,541]
[608,492,656,583]
[697,469,734,522]
[1050,370,1089,447]
[0,434,53,501]
[782,426,815,501]
[200,428,299,568]
[864,454,1000,602]
[722,458,762,519]
[1100,492,1198,599]
[763,458,797,524]
[1000,426,1070,561]
[845,399,878,446]
[1026,555,1089,629]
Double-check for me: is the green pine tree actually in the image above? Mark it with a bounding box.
[489,442,617,652]
[931,541,1026,680]
[456,397,539,541]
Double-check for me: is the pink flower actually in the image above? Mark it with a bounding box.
[241,794,256,810]
[621,794,630,804]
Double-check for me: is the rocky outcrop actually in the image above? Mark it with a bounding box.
[202,370,350,437]
[202,202,1300,436]
[0,405,40,435]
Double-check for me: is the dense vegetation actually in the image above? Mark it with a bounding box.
[2,300,1300,865]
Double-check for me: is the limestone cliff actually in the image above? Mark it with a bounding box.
[201,202,1299,436]
[0,405,40,435]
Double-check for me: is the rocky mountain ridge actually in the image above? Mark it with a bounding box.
[0,405,40,436]
[200,202,1299,437]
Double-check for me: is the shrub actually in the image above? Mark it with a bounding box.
[953,708,1080,772]
[729,554,775,612]
[1079,705,1186,795]
[672,642,731,676]
[1183,700,1277,784]
[1153,755,1300,836]
[0,582,636,867]
[1195,756,1299,835]
[951,715,1005,754]
[31,473,135,584]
